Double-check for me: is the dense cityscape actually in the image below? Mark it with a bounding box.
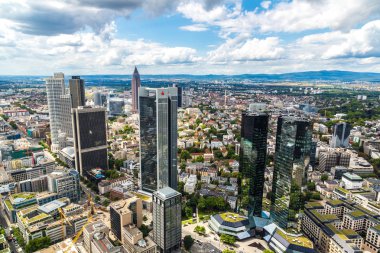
[0,68,379,253]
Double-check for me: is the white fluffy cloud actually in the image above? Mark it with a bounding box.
[179,24,208,32]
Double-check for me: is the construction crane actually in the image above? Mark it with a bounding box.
[60,194,97,252]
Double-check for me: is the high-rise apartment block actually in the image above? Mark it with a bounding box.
[139,87,178,193]
[152,187,181,253]
[72,107,108,177]
[131,67,141,112]
[240,113,269,221]
[331,122,351,148]
[271,116,312,228]
[69,76,85,108]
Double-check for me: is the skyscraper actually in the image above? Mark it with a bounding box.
[173,84,182,108]
[131,67,141,112]
[331,122,351,148]
[271,116,312,229]
[69,76,85,108]
[72,107,108,177]
[58,94,73,138]
[139,87,178,193]
[152,187,181,253]
[240,113,269,222]
[45,73,65,152]
[93,92,106,107]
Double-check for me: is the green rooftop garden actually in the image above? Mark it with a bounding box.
[326,199,343,206]
[134,193,151,201]
[335,187,349,194]
[311,210,339,222]
[373,225,380,231]
[276,229,313,249]
[305,201,323,209]
[219,212,245,222]
[12,193,36,200]
[0,249,11,253]
[327,224,359,240]
[27,213,50,224]
[349,210,365,218]
[4,199,13,210]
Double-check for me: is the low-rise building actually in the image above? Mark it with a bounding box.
[341,173,363,190]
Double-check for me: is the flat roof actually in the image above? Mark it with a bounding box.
[154,187,180,200]
[38,199,67,213]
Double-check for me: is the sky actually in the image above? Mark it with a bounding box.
[1,0,380,75]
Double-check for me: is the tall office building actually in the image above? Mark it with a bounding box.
[152,187,181,253]
[139,87,178,193]
[173,84,182,108]
[331,122,351,148]
[131,67,141,112]
[45,73,65,152]
[69,76,85,108]
[240,113,269,221]
[58,94,73,138]
[271,116,312,229]
[93,92,106,107]
[72,107,108,177]
[109,197,142,241]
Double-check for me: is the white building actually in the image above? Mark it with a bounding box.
[341,173,363,190]
[184,174,197,194]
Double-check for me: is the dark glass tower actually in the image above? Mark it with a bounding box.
[240,113,269,221]
[69,76,85,108]
[271,116,312,229]
[131,67,141,112]
[173,84,182,108]
[331,122,351,148]
[72,107,108,177]
[139,87,178,193]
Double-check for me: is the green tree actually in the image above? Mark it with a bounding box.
[307,182,316,191]
[220,234,236,245]
[94,195,101,203]
[140,224,151,237]
[223,250,236,253]
[194,225,206,235]
[102,199,111,207]
[185,206,193,218]
[13,227,26,249]
[25,237,51,253]
[177,181,185,194]
[197,196,206,210]
[321,174,329,182]
[180,150,191,161]
[194,156,204,163]
[183,235,194,251]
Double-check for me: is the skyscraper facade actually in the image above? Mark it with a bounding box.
[173,84,182,108]
[58,94,73,139]
[331,122,351,148]
[72,107,108,177]
[131,67,141,112]
[45,73,65,152]
[152,187,181,253]
[271,116,312,229]
[139,87,178,193]
[69,76,85,108]
[93,92,106,107]
[240,113,269,221]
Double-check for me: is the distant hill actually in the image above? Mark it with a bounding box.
[1,70,380,86]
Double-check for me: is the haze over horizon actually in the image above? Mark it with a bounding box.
[1,0,380,75]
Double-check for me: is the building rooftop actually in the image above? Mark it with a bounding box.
[154,187,180,200]
[326,199,344,207]
[342,173,363,181]
[38,199,67,214]
[275,229,314,249]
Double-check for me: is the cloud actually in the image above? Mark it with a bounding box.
[208,36,284,63]
[260,1,271,9]
[179,24,208,32]
[298,20,380,59]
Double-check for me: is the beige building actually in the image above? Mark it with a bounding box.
[122,225,157,253]
[83,220,110,253]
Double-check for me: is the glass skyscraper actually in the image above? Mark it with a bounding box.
[69,76,85,108]
[139,87,178,193]
[331,122,351,148]
[271,116,312,229]
[240,113,269,222]
[131,67,141,112]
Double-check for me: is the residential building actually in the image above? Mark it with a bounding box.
[271,116,312,229]
[152,187,181,253]
[240,112,269,222]
[184,174,197,194]
[83,220,109,253]
[72,106,108,177]
[139,87,178,193]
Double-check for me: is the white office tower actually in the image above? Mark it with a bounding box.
[45,73,65,152]
[59,94,73,139]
